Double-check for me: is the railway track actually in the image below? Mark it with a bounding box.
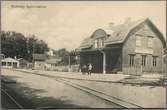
[56,78,142,108]
[1,88,23,109]
[10,69,143,108]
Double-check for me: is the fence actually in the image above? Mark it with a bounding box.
[123,65,142,75]
[123,65,164,75]
[51,64,80,72]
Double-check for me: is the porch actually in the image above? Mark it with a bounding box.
[80,47,122,74]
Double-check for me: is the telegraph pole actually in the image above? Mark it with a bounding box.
[68,52,71,72]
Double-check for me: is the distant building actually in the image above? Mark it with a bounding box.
[0,54,5,59]
[1,57,19,68]
[45,56,61,70]
[32,53,62,70]
[17,58,29,68]
[46,49,54,56]
[32,54,47,70]
[79,18,166,74]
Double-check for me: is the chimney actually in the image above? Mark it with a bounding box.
[108,22,115,30]
[14,56,17,60]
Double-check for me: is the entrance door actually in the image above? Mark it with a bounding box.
[80,52,103,73]
[92,53,103,73]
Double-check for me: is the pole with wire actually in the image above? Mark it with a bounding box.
[68,52,71,72]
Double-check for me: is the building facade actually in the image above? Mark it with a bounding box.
[32,54,47,70]
[45,57,61,70]
[18,58,28,68]
[1,57,19,68]
[79,18,166,74]
[32,54,62,70]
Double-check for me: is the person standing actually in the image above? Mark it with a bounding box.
[88,63,92,75]
[82,64,87,75]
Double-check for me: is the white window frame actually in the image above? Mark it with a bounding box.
[129,54,135,66]
[141,55,147,66]
[94,38,104,48]
[98,39,103,48]
[94,40,98,48]
[153,56,157,67]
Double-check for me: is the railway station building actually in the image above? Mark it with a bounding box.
[78,18,166,74]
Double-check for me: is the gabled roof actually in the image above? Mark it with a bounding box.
[79,37,93,49]
[105,18,165,47]
[45,58,61,64]
[1,57,19,63]
[104,18,147,44]
[79,18,166,49]
[17,58,28,63]
[79,29,107,49]
[91,28,107,39]
[32,54,47,61]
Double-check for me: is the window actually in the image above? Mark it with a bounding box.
[148,37,153,48]
[153,56,157,67]
[2,62,6,66]
[98,39,103,48]
[102,39,104,47]
[136,35,142,46]
[7,62,12,66]
[94,38,104,48]
[94,40,98,48]
[129,54,135,66]
[141,55,147,66]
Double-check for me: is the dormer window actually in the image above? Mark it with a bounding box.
[98,39,103,48]
[94,38,104,48]
[107,34,111,37]
[94,40,98,48]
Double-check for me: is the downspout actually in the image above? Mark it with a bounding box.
[99,49,106,74]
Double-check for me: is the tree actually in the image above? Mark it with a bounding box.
[1,31,27,58]
[1,31,49,62]
[53,48,77,65]
[26,35,49,61]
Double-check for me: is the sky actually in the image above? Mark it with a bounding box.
[1,1,166,51]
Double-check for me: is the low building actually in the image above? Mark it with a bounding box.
[45,57,61,70]
[0,54,5,59]
[1,57,19,68]
[18,58,29,68]
[79,18,166,74]
[32,54,47,70]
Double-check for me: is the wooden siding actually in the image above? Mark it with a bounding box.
[79,19,165,74]
[122,23,164,74]
[105,48,122,73]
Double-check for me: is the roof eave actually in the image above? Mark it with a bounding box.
[104,40,123,45]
